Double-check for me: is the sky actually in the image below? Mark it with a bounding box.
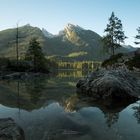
[0,0,140,47]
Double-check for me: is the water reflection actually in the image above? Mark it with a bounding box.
[0,70,140,140]
[133,102,140,124]
[25,77,45,104]
[104,112,119,128]
[57,70,91,78]
[0,71,80,111]
[17,80,21,118]
[64,94,137,127]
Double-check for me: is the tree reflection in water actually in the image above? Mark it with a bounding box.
[104,112,119,128]
[25,77,46,104]
[133,102,140,124]
[64,94,137,127]
[0,70,140,140]
[57,70,90,78]
[17,80,21,118]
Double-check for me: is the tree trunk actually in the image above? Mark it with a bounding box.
[33,55,36,72]
[112,46,114,56]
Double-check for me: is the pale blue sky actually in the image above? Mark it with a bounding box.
[0,0,140,47]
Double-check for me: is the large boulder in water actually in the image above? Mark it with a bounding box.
[76,68,140,100]
[0,118,25,140]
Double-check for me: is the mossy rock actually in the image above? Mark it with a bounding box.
[125,54,140,70]
[102,53,123,67]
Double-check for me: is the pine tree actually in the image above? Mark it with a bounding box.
[102,12,127,55]
[135,27,140,45]
[25,38,47,72]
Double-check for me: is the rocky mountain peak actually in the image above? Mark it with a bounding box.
[64,23,84,33]
[42,28,54,38]
[63,23,85,42]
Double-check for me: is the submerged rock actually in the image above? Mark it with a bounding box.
[0,118,25,140]
[76,68,140,100]
[0,72,47,80]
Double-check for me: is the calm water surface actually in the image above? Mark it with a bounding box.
[0,70,140,140]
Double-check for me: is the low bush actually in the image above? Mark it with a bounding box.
[102,53,123,67]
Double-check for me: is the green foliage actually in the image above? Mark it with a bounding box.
[135,27,140,45]
[0,58,31,72]
[45,58,58,71]
[125,53,140,70]
[102,53,123,67]
[0,57,10,71]
[25,38,48,72]
[0,58,57,73]
[7,60,32,72]
[102,12,126,55]
[0,24,133,61]
[57,61,101,70]
[68,51,87,57]
[102,50,140,70]
[0,24,106,61]
[0,24,45,58]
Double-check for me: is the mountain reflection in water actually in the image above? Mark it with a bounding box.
[0,70,140,140]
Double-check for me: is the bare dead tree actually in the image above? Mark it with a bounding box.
[16,23,19,68]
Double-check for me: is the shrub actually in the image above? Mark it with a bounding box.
[102,53,123,67]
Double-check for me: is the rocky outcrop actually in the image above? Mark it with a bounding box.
[102,48,140,71]
[76,68,140,100]
[0,118,24,140]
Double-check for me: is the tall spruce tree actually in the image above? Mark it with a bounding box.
[135,27,140,45]
[102,12,126,55]
[25,38,47,72]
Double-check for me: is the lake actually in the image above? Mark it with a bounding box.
[0,70,140,140]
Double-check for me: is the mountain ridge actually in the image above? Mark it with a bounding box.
[0,23,136,61]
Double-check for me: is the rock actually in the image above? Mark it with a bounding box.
[0,118,25,140]
[133,67,140,72]
[135,48,140,55]
[76,68,140,100]
[2,72,21,79]
[0,72,47,80]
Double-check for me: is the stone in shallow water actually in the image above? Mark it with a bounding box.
[0,118,25,140]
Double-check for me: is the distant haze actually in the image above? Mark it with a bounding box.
[0,0,140,47]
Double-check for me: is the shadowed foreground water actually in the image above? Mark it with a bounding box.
[0,70,140,140]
